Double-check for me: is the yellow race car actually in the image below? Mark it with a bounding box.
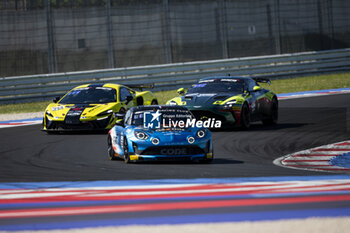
[42,83,157,132]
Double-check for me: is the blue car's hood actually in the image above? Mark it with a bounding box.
[148,130,191,143]
[125,126,204,143]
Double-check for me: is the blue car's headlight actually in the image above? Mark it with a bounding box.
[196,129,206,138]
[134,131,149,140]
[187,136,195,144]
[151,138,160,145]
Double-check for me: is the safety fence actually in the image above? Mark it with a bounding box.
[0,48,350,104]
[2,0,350,77]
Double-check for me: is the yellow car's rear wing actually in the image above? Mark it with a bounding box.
[127,83,154,91]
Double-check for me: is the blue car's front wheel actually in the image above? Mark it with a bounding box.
[123,137,130,163]
[201,149,214,164]
[107,135,117,160]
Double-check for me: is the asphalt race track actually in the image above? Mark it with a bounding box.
[1,93,349,182]
[1,93,350,231]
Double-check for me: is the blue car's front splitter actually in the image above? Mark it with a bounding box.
[128,153,211,162]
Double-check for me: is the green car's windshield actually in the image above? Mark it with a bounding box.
[187,80,244,94]
[59,87,117,104]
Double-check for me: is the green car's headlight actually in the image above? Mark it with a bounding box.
[97,109,113,116]
[134,131,149,140]
[168,100,177,106]
[223,100,237,109]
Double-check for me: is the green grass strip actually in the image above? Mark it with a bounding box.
[0,72,349,114]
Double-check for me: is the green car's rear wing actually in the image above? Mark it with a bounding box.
[253,77,271,85]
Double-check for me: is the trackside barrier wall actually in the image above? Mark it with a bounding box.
[1,48,350,104]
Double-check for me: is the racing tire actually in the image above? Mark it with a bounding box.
[107,135,117,160]
[262,98,278,126]
[46,130,57,135]
[123,137,130,163]
[45,128,60,135]
[151,99,158,105]
[200,147,214,164]
[136,97,143,106]
[201,156,213,164]
[44,118,58,134]
[240,103,251,130]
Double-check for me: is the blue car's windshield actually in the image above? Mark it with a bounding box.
[59,87,117,104]
[132,109,193,128]
[187,79,244,94]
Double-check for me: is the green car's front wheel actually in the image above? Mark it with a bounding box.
[262,98,278,125]
[240,103,251,129]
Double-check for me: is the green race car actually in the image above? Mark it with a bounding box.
[166,76,278,129]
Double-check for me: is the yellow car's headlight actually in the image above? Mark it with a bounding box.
[97,109,113,117]
[46,110,53,117]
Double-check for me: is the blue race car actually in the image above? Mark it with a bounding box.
[107,105,213,163]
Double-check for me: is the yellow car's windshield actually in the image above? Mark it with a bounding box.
[59,87,117,104]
